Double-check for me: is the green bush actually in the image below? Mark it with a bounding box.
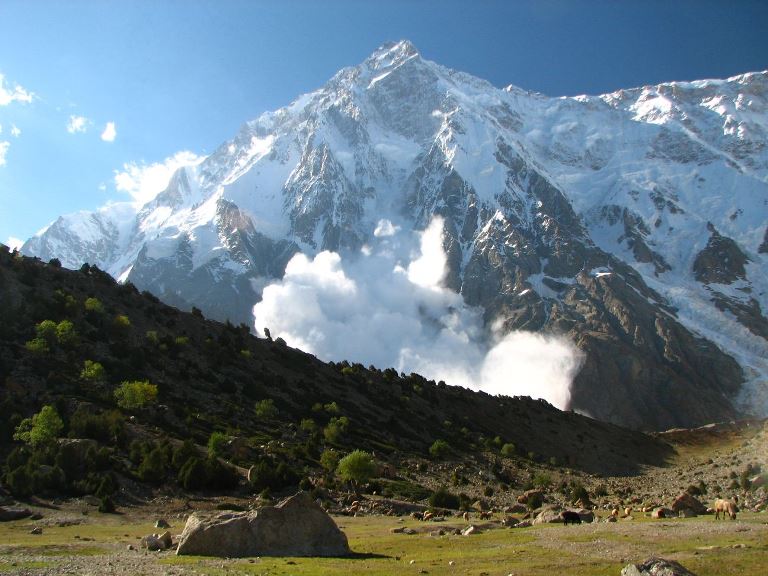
[172,439,199,470]
[114,380,158,410]
[178,457,208,490]
[429,439,450,459]
[55,320,78,347]
[429,486,460,509]
[24,337,50,354]
[137,447,167,484]
[500,442,516,457]
[208,431,228,459]
[85,297,105,315]
[13,405,64,447]
[570,482,589,503]
[320,448,340,472]
[532,472,552,489]
[254,399,278,419]
[336,450,376,485]
[68,407,123,444]
[248,457,299,493]
[323,416,349,444]
[80,360,106,382]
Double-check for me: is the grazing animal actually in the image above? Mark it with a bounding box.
[479,511,492,520]
[462,511,470,522]
[560,511,582,525]
[714,498,738,520]
[611,508,619,518]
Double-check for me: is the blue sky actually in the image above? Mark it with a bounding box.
[1,0,766,246]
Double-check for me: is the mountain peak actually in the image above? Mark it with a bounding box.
[364,40,420,71]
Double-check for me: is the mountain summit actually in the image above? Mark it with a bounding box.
[23,41,768,430]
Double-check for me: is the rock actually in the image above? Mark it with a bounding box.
[155,519,171,529]
[605,516,618,523]
[127,544,135,551]
[159,530,173,549]
[517,490,544,505]
[30,527,42,535]
[0,507,32,522]
[515,520,533,528]
[533,505,564,525]
[621,556,698,575]
[176,492,350,557]
[576,509,595,523]
[651,507,675,519]
[141,534,166,551]
[671,493,707,515]
[678,508,697,518]
[505,504,527,514]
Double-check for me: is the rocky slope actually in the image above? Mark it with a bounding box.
[22,41,768,430]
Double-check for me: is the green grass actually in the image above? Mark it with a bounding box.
[2,512,767,575]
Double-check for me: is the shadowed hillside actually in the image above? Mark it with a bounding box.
[0,245,673,504]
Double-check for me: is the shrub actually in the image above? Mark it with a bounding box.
[254,399,278,419]
[68,406,123,444]
[98,496,116,513]
[55,320,78,347]
[320,448,340,472]
[114,380,158,410]
[300,418,317,433]
[25,337,49,354]
[137,446,168,484]
[336,450,376,485]
[80,360,106,382]
[429,439,450,459]
[35,319,58,343]
[500,442,516,457]
[429,486,460,509]
[178,457,208,490]
[532,472,552,489]
[571,483,590,503]
[13,405,64,447]
[323,416,349,444]
[84,297,105,315]
[526,491,544,510]
[208,431,228,459]
[248,457,299,493]
[172,439,199,470]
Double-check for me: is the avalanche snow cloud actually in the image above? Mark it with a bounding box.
[253,218,583,409]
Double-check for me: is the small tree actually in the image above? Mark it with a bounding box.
[13,405,64,447]
[320,448,340,473]
[500,443,516,457]
[114,380,158,410]
[84,297,105,315]
[336,450,376,488]
[208,431,228,459]
[80,360,106,382]
[429,439,450,459]
[55,320,78,347]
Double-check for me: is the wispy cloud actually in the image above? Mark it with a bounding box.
[10,124,21,138]
[114,150,204,205]
[67,115,90,134]
[0,74,33,106]
[100,121,117,142]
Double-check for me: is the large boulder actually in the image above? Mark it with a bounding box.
[671,493,707,516]
[621,556,698,575]
[176,492,350,557]
[532,505,563,525]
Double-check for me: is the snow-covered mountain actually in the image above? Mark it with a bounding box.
[23,41,768,430]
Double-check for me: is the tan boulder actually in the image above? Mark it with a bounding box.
[176,492,350,557]
[671,493,707,516]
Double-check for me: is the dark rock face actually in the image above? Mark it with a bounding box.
[176,492,350,558]
[693,224,749,284]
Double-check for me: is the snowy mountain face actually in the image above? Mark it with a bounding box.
[23,41,768,430]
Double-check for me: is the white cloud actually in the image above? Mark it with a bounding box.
[114,150,205,206]
[0,74,34,106]
[67,115,90,134]
[10,124,20,137]
[0,141,9,166]
[101,121,117,142]
[5,236,23,251]
[253,217,584,409]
